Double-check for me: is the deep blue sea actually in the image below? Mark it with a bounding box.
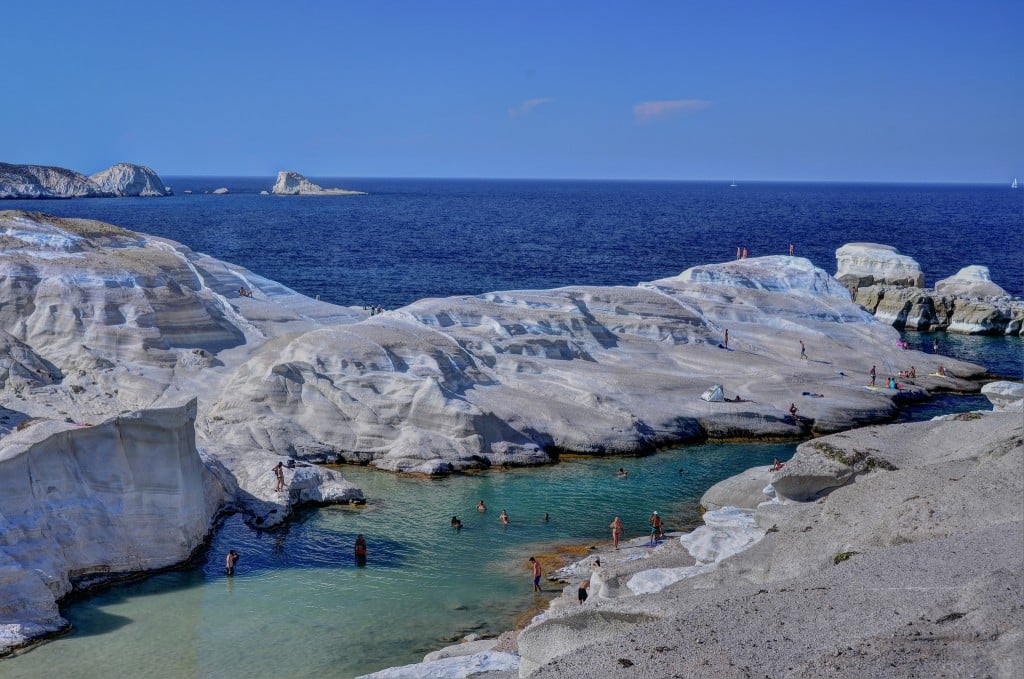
[5,178,1022,311]
[1,179,1021,677]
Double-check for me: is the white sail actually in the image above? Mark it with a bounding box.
[1013,177,1018,189]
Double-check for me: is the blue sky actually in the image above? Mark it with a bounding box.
[4,1,1021,182]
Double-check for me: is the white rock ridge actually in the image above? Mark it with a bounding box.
[835,242,925,288]
[0,399,226,655]
[206,255,985,473]
[0,162,171,198]
[271,170,365,195]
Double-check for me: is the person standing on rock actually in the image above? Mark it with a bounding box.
[724,329,729,349]
[799,340,807,359]
[869,365,877,387]
[789,242,795,256]
[789,403,799,420]
[529,557,542,592]
[610,516,624,550]
[272,461,285,492]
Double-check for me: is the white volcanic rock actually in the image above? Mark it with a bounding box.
[516,413,1023,678]
[0,399,227,655]
[271,170,365,195]
[206,255,984,473]
[0,330,61,392]
[835,242,925,288]
[89,163,171,196]
[855,284,1024,335]
[0,162,100,198]
[699,465,775,511]
[0,209,366,496]
[935,265,1009,299]
[981,380,1024,413]
[1,162,171,198]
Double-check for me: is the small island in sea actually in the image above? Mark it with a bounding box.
[271,170,366,195]
[0,210,1020,677]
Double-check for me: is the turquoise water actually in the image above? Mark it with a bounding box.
[2,443,794,679]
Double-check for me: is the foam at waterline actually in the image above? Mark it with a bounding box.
[356,650,519,679]
[627,504,772,595]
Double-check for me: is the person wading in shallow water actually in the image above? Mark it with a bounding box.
[529,556,542,592]
[225,550,239,576]
[354,534,367,566]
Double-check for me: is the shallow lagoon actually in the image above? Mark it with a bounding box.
[1,336,1015,679]
[3,443,795,679]
[0,379,993,679]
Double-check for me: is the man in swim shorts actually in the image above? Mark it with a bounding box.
[530,557,542,592]
[578,579,590,605]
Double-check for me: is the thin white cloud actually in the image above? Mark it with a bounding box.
[633,99,711,124]
[509,98,555,119]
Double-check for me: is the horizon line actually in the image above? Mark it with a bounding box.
[156,174,1017,187]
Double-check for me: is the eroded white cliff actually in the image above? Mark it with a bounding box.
[0,399,225,654]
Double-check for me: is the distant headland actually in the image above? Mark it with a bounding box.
[0,162,172,198]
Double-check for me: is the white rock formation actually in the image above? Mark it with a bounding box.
[0,399,226,653]
[0,162,171,198]
[212,187,229,194]
[0,210,1004,658]
[514,412,1023,678]
[207,255,986,473]
[981,380,1024,413]
[271,170,365,195]
[854,284,1024,335]
[0,210,366,652]
[935,265,1009,299]
[835,242,925,288]
[0,330,61,392]
[89,162,172,196]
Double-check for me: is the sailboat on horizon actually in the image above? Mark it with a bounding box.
[1013,177,1018,189]
[729,179,737,187]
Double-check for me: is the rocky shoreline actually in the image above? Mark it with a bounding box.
[366,385,1022,678]
[1,210,1019,661]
